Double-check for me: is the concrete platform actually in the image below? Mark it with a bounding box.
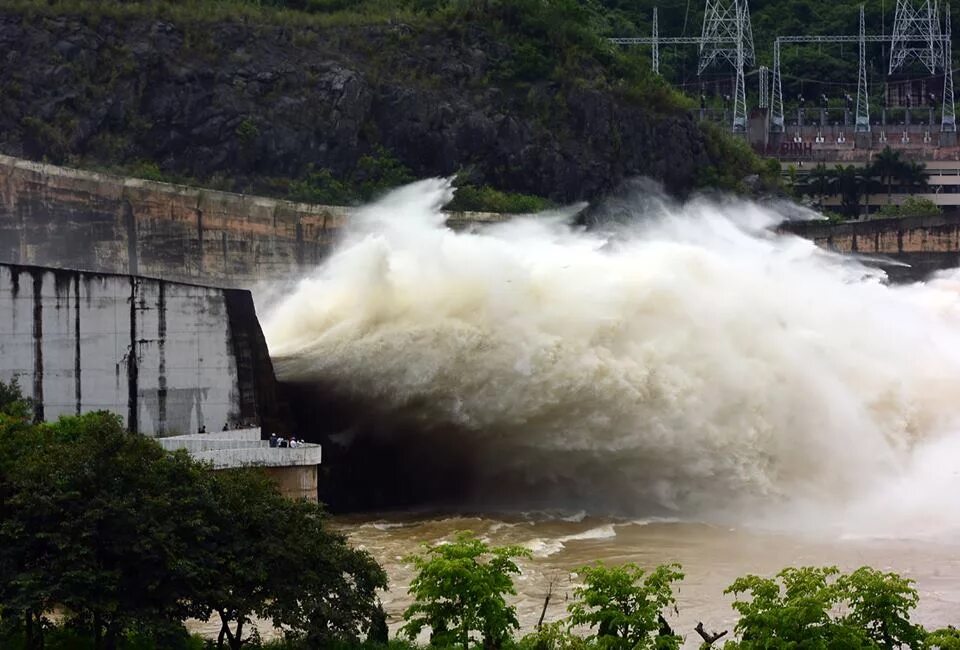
[158,427,321,500]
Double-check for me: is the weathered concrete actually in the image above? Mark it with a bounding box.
[0,155,506,288]
[0,263,280,435]
[159,427,321,501]
[781,215,960,281]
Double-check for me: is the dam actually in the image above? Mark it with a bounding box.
[4,155,960,511]
[0,262,279,436]
[0,154,503,288]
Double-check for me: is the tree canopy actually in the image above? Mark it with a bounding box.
[0,380,384,650]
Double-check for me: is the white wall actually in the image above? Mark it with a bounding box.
[0,264,246,436]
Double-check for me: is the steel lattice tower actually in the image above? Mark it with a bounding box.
[759,65,769,108]
[943,3,956,130]
[889,0,942,73]
[856,4,871,132]
[771,41,784,132]
[733,27,747,132]
[652,7,660,75]
[699,0,755,74]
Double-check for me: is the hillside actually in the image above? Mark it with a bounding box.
[0,0,776,208]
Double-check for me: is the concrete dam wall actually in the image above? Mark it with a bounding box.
[0,263,279,436]
[0,156,503,288]
[781,215,960,282]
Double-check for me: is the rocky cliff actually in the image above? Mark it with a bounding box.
[0,8,722,203]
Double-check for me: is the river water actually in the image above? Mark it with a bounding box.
[333,514,960,644]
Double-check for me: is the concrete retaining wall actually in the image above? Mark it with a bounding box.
[781,215,960,281]
[0,155,506,289]
[0,263,280,435]
[158,428,321,500]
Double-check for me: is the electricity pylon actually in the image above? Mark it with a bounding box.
[856,4,871,132]
[889,0,942,73]
[699,0,755,74]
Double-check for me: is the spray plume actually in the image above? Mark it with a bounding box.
[263,179,960,533]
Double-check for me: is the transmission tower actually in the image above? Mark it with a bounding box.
[699,0,755,74]
[652,7,660,75]
[889,0,942,73]
[733,28,748,131]
[759,65,769,108]
[771,41,784,131]
[943,3,956,130]
[856,4,871,132]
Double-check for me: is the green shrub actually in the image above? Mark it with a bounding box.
[877,196,942,218]
[401,532,530,649]
[568,563,683,650]
[446,185,552,213]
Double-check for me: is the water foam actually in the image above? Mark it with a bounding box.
[263,179,960,534]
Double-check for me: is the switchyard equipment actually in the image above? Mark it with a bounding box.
[610,0,754,133]
[611,0,956,141]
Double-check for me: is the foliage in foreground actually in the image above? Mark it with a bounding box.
[0,380,385,650]
[402,533,531,649]
[568,563,683,649]
[4,380,960,650]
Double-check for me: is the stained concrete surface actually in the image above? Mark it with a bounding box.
[0,263,280,436]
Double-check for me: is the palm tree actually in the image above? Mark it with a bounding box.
[859,164,881,218]
[834,164,864,219]
[808,163,834,211]
[871,146,907,205]
[900,160,930,194]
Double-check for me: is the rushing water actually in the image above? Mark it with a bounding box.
[333,514,960,644]
[258,179,960,643]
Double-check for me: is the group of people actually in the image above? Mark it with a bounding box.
[268,433,304,448]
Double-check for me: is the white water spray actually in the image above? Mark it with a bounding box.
[263,179,960,534]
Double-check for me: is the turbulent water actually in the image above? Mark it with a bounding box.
[264,178,960,533]
[255,179,960,644]
[332,515,960,640]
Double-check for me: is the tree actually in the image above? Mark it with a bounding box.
[567,562,684,650]
[184,468,386,650]
[872,146,908,205]
[0,377,32,420]
[901,160,930,195]
[518,620,591,650]
[0,411,215,650]
[724,566,927,649]
[929,627,960,649]
[807,163,835,211]
[261,496,387,647]
[838,567,926,649]
[401,532,530,649]
[834,164,865,218]
[724,567,861,648]
[0,397,387,650]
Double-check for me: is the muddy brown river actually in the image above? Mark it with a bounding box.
[331,514,960,647]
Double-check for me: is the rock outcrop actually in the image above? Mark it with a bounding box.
[0,12,712,202]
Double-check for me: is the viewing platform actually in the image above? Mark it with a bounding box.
[158,428,321,501]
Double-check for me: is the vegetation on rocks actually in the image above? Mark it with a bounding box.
[0,0,775,211]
